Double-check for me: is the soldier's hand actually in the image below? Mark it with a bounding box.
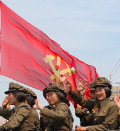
[76,79,88,94]
[59,75,67,87]
[59,75,66,83]
[34,99,43,110]
[75,126,87,131]
[2,96,10,109]
[65,78,73,92]
[114,94,120,108]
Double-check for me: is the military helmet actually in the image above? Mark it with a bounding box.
[5,82,26,94]
[90,77,112,89]
[25,87,37,99]
[43,83,67,98]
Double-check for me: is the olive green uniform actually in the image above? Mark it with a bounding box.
[0,106,14,120]
[24,87,40,130]
[40,105,52,131]
[29,108,40,131]
[118,115,120,130]
[75,107,92,126]
[70,91,118,131]
[40,102,73,131]
[0,102,39,131]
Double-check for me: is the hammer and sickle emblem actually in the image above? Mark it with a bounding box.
[44,55,71,83]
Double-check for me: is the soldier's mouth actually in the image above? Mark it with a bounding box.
[97,95,102,99]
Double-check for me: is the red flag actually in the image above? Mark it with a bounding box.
[0,2,98,99]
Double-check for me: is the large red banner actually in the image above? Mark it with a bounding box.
[0,2,98,97]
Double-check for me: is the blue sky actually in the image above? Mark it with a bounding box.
[1,0,120,128]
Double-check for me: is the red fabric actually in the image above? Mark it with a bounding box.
[0,2,99,106]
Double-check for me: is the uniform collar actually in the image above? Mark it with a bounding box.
[14,102,25,111]
[99,98,110,107]
[54,101,63,109]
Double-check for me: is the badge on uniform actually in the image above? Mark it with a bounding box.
[102,110,105,113]
[92,106,98,113]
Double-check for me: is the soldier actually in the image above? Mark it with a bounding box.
[39,89,54,131]
[35,82,73,131]
[75,88,96,126]
[39,105,53,131]
[24,87,40,131]
[65,77,118,131]
[0,82,38,131]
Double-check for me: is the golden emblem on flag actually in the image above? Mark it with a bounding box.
[44,55,75,83]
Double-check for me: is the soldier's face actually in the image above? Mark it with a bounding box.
[46,91,59,105]
[95,87,106,101]
[90,91,96,100]
[7,93,19,105]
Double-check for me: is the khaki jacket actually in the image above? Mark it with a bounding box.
[0,102,40,131]
[75,107,92,126]
[0,106,14,120]
[70,91,118,131]
[116,115,120,130]
[28,108,40,130]
[40,102,73,131]
[40,105,52,131]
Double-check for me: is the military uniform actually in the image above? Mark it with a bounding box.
[0,106,14,120]
[70,77,119,131]
[24,87,40,130]
[0,82,39,131]
[39,105,52,131]
[29,108,40,131]
[75,107,92,126]
[40,102,73,131]
[0,102,32,131]
[70,91,118,131]
[41,83,73,131]
[118,115,120,130]
[75,88,95,126]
